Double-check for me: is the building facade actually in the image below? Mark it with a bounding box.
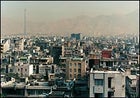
[66,57,87,80]
[1,39,10,53]
[89,70,125,97]
[8,62,33,77]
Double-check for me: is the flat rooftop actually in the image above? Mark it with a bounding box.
[90,69,121,74]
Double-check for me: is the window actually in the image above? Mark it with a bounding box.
[95,79,103,86]
[70,74,72,78]
[21,68,23,72]
[74,69,76,72]
[77,74,81,78]
[70,69,72,72]
[108,77,112,88]
[93,87,94,94]
[74,74,76,78]
[74,63,76,67]
[70,63,72,66]
[10,69,13,72]
[25,69,27,71]
[18,68,20,71]
[78,69,81,73]
[78,63,81,68]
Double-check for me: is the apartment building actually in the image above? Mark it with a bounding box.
[0,39,10,53]
[89,69,125,97]
[66,57,87,80]
[14,38,24,51]
[8,62,33,77]
[88,51,100,70]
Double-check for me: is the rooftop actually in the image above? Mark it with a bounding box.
[20,57,28,60]
[90,69,121,74]
[71,57,84,61]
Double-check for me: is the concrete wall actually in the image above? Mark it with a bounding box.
[90,71,125,97]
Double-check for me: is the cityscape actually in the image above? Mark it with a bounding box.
[1,1,139,98]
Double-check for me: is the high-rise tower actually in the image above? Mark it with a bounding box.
[24,9,26,38]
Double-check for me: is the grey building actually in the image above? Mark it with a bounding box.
[89,69,125,97]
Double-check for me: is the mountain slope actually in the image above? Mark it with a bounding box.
[1,9,139,37]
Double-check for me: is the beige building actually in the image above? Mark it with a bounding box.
[66,57,87,80]
[15,62,33,77]
[14,38,24,51]
[8,62,33,77]
[59,56,67,74]
[1,39,10,53]
[89,69,125,97]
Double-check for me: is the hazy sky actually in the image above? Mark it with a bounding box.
[1,1,139,22]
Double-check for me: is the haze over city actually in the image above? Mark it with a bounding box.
[1,1,139,37]
[1,1,140,98]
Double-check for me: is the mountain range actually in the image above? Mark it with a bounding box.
[1,9,139,37]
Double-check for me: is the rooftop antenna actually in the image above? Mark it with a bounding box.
[24,9,26,38]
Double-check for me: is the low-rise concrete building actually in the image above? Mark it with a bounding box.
[1,82,52,97]
[8,62,33,77]
[16,62,33,77]
[89,69,125,97]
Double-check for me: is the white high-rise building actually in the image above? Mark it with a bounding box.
[89,69,125,97]
[1,39,10,53]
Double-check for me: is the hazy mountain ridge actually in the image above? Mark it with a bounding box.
[1,9,139,37]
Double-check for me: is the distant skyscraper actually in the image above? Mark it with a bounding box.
[24,9,26,38]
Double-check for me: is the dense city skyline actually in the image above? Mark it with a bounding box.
[1,1,139,97]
